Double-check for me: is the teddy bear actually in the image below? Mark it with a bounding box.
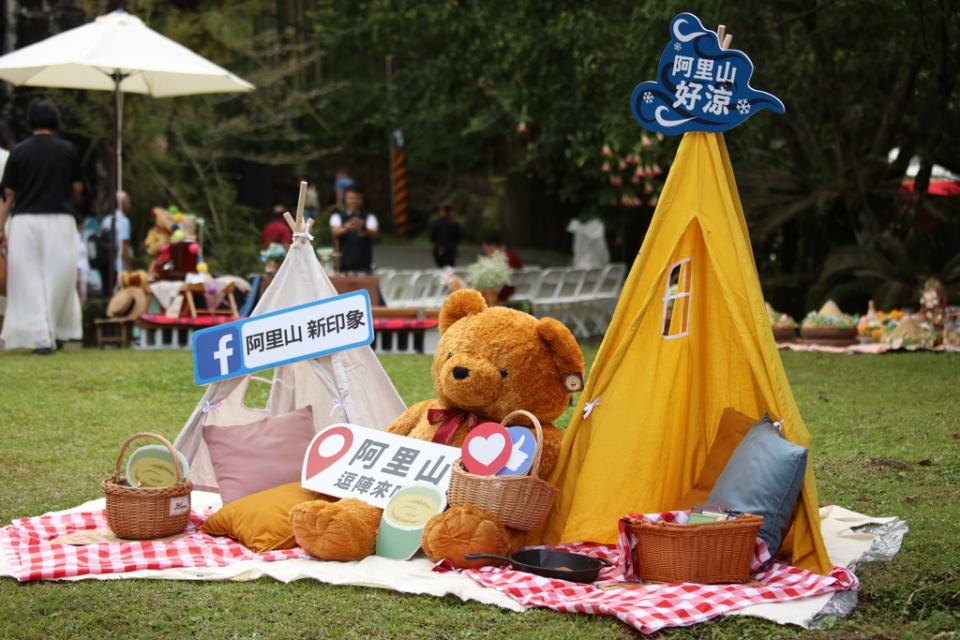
[291,288,585,568]
[120,269,151,289]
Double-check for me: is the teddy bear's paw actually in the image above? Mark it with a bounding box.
[504,527,529,555]
[421,504,511,569]
[290,498,382,562]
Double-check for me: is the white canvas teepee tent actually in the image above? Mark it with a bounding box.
[175,192,405,492]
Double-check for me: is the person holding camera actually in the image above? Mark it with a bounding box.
[329,185,379,274]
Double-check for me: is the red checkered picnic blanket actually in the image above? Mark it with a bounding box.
[4,506,858,634]
[0,509,306,581]
[439,510,858,635]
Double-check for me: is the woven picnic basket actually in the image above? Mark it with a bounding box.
[101,432,192,540]
[447,409,557,531]
[626,514,764,584]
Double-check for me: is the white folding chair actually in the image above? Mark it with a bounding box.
[551,267,589,333]
[571,267,606,336]
[421,270,450,308]
[530,267,568,317]
[510,268,545,303]
[374,269,395,304]
[406,272,443,308]
[586,263,626,334]
[384,271,421,307]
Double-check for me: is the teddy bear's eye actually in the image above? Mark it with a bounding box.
[499,369,508,378]
[446,352,453,360]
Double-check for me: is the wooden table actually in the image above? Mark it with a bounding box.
[329,275,382,306]
[181,282,238,319]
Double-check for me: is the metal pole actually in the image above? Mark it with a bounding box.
[110,71,124,291]
[115,74,123,195]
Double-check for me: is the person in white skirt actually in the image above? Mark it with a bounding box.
[0,98,83,354]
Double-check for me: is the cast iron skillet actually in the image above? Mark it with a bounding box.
[464,549,612,583]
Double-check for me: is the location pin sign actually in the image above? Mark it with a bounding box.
[304,426,354,480]
[461,422,512,476]
[495,426,538,477]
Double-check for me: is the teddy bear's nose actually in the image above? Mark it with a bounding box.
[452,366,470,380]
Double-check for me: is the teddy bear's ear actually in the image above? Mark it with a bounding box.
[536,317,585,379]
[439,289,487,333]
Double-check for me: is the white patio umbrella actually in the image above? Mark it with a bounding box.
[0,9,254,290]
[0,8,254,194]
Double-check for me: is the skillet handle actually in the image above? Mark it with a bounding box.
[463,553,512,564]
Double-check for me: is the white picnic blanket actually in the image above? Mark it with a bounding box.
[733,505,904,627]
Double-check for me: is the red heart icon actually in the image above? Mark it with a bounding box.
[304,425,354,479]
[461,422,512,476]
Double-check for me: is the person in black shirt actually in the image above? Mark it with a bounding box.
[329,185,379,274]
[429,201,461,267]
[0,98,83,353]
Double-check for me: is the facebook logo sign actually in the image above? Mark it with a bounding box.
[194,327,242,383]
[191,291,373,386]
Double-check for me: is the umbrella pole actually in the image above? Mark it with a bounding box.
[112,72,125,292]
[115,73,123,196]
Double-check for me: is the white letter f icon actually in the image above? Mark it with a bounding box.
[213,334,234,375]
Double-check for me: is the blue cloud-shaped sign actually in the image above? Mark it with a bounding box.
[630,13,784,135]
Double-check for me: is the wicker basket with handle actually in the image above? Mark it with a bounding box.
[625,514,764,584]
[101,432,192,540]
[446,409,557,531]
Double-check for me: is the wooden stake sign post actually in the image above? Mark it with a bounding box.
[283,181,315,246]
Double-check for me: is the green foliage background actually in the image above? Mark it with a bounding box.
[3,0,958,312]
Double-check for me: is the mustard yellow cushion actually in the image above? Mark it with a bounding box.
[200,482,324,552]
[675,408,757,509]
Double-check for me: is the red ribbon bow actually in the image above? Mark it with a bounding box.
[427,408,479,445]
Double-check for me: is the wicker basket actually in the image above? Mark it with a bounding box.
[626,514,764,584]
[447,409,557,531]
[101,432,192,540]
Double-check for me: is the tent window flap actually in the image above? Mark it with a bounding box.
[662,258,692,338]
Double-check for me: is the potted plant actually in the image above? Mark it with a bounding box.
[857,302,904,343]
[800,300,859,346]
[466,252,512,307]
[766,303,798,342]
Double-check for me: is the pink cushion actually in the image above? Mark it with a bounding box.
[203,406,315,503]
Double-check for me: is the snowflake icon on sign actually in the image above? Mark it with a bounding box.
[673,42,682,51]
[642,91,654,104]
[736,99,751,115]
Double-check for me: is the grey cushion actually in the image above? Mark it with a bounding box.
[707,415,808,557]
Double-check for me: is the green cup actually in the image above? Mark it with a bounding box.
[375,484,447,560]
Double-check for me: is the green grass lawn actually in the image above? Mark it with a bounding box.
[0,348,957,639]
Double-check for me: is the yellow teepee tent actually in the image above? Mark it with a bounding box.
[540,132,831,575]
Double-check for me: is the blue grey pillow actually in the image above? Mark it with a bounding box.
[706,415,808,557]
